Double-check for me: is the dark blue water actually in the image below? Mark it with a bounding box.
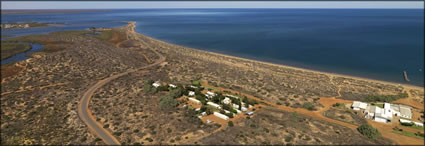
[2,9,424,86]
[1,43,44,65]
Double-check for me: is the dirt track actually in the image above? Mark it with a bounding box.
[77,22,166,145]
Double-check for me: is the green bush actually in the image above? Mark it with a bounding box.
[159,95,178,110]
[225,112,234,118]
[366,93,408,102]
[302,102,314,111]
[357,124,381,139]
[228,121,234,127]
[401,122,414,126]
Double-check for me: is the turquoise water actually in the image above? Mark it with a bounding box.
[1,9,423,86]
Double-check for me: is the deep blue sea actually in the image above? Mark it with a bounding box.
[1,9,424,86]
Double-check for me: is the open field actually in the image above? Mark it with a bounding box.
[1,22,423,145]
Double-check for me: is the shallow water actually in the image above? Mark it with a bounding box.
[1,43,44,65]
[2,9,423,86]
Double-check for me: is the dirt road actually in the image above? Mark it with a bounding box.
[77,22,165,145]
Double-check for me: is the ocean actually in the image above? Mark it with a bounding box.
[1,9,424,86]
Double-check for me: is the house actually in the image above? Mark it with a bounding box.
[366,105,392,123]
[241,107,248,112]
[236,109,242,114]
[352,101,368,111]
[213,112,229,120]
[226,94,240,99]
[169,84,177,88]
[399,106,412,119]
[374,112,392,123]
[188,98,201,104]
[201,112,207,116]
[188,91,195,96]
[152,81,161,88]
[222,97,231,105]
[224,110,231,113]
[232,104,240,109]
[189,85,198,89]
[206,91,216,97]
[207,102,221,109]
[206,119,212,124]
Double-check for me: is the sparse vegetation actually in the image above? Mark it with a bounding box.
[365,93,408,103]
[357,124,381,139]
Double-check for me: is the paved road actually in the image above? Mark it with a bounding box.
[77,22,165,145]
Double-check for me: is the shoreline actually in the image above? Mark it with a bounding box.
[131,27,423,90]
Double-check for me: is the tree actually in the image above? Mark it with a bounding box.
[159,95,178,110]
[228,121,234,127]
[200,105,207,112]
[222,104,231,111]
[150,87,158,94]
[225,112,234,118]
[302,102,314,111]
[357,124,381,139]
[169,88,183,98]
[143,83,152,93]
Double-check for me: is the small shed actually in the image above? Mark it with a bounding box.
[214,112,229,120]
[189,98,201,104]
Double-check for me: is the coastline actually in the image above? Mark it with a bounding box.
[135,30,423,90]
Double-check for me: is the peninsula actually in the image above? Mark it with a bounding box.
[1,22,423,145]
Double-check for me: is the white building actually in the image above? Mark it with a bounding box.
[222,97,231,105]
[188,98,201,104]
[235,109,242,114]
[189,85,198,89]
[213,112,229,120]
[188,91,195,96]
[226,94,240,99]
[232,104,240,109]
[152,81,161,88]
[366,105,392,123]
[241,107,248,112]
[207,102,221,109]
[169,84,177,88]
[206,91,216,97]
[352,101,368,111]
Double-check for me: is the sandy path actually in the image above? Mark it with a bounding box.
[77,22,166,145]
[368,119,424,145]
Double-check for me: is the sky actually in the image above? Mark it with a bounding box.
[2,1,424,9]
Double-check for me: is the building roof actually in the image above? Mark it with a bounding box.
[367,106,381,114]
[352,101,367,109]
[400,106,412,117]
[384,103,391,109]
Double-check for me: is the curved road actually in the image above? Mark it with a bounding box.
[77,22,165,145]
